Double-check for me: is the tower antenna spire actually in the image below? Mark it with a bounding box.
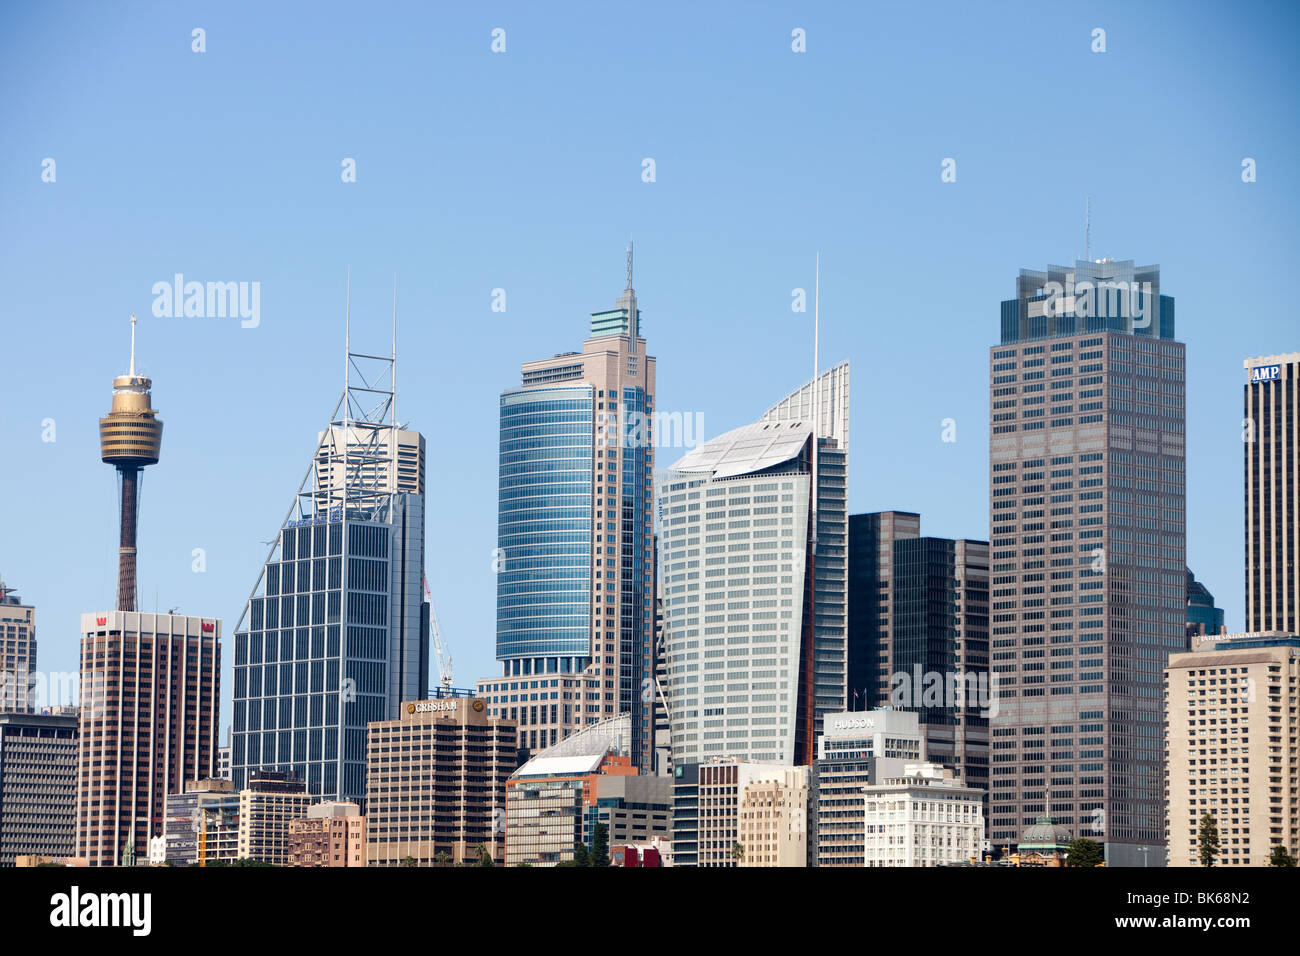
[626,238,634,292]
[129,313,137,376]
[1085,195,1091,262]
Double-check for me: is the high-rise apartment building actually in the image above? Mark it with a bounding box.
[1244,353,1299,634]
[658,364,849,769]
[0,710,78,867]
[232,338,427,804]
[365,693,516,866]
[1164,634,1300,866]
[76,611,221,866]
[480,254,655,769]
[237,770,312,864]
[0,581,36,713]
[988,259,1185,867]
[847,515,990,796]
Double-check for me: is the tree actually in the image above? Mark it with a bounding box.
[434,850,451,867]
[571,840,590,867]
[400,855,419,867]
[476,844,494,867]
[1065,838,1104,868]
[1269,845,1297,867]
[731,842,744,862]
[591,823,610,867]
[1198,812,1220,868]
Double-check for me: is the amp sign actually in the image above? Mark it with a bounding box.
[1251,365,1281,383]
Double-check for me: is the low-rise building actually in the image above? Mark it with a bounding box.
[863,763,984,867]
[507,715,670,866]
[288,802,364,867]
[163,778,239,866]
[695,760,808,868]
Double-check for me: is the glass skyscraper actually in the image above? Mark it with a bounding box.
[231,352,427,805]
[658,363,850,768]
[988,258,1184,866]
[479,257,656,769]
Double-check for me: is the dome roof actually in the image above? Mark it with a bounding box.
[1020,816,1073,848]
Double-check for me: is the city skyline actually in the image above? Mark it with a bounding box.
[2,2,1298,749]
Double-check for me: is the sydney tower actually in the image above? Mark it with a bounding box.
[98,314,163,611]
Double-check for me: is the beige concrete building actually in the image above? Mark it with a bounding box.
[738,772,808,867]
[696,761,808,867]
[287,802,364,867]
[1244,354,1299,634]
[863,763,985,867]
[1164,636,1300,866]
[366,694,516,866]
[313,425,425,508]
[237,770,312,864]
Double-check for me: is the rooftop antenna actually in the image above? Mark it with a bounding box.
[626,238,634,292]
[392,273,398,428]
[811,252,820,545]
[1084,196,1091,263]
[129,313,138,376]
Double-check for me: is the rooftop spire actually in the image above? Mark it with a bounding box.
[129,312,137,376]
[626,238,634,292]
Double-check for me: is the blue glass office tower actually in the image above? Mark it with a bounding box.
[479,252,656,770]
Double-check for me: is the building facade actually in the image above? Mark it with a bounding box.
[365,693,516,866]
[659,364,849,770]
[0,582,36,713]
[848,516,991,798]
[1244,353,1299,634]
[863,763,985,867]
[737,773,808,867]
[0,710,78,867]
[162,778,239,866]
[232,349,428,804]
[988,259,1185,866]
[287,801,364,867]
[237,770,312,864]
[504,715,662,866]
[811,709,922,867]
[694,761,808,868]
[481,260,656,769]
[76,611,221,866]
[1164,635,1300,866]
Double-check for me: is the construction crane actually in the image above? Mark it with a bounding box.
[423,574,454,689]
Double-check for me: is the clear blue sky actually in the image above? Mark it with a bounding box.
[2,1,1297,734]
